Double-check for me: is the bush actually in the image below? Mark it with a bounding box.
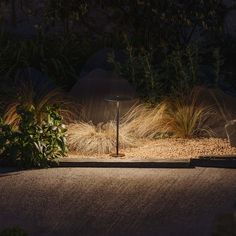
[0,31,97,90]
[121,92,213,140]
[67,121,135,154]
[0,105,67,168]
[161,44,200,97]
[66,93,213,155]
[110,42,201,102]
[108,41,161,102]
[2,82,79,127]
[162,91,213,138]
[121,103,169,139]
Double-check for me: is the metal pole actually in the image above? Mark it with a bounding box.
[116,101,120,156]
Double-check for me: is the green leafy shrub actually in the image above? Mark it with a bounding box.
[0,105,67,168]
[0,117,18,165]
[161,44,200,97]
[110,42,201,102]
[0,226,27,236]
[0,31,97,90]
[109,42,161,102]
[0,0,229,94]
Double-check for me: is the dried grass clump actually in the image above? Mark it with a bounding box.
[162,93,214,138]
[122,90,214,139]
[3,82,79,127]
[121,103,168,139]
[67,121,136,154]
[66,103,167,154]
[66,90,214,155]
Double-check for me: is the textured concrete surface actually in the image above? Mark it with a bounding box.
[0,167,236,236]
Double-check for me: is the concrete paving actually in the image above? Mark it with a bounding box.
[0,167,235,236]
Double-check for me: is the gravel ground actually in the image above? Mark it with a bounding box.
[68,138,236,159]
[0,167,236,236]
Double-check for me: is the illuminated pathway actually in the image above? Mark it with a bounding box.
[0,167,235,236]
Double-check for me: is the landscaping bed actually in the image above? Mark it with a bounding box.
[68,138,236,160]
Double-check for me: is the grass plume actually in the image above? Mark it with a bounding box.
[121,103,168,139]
[67,121,136,154]
[66,89,214,154]
[2,81,79,127]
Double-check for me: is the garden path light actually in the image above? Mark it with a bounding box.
[105,95,134,157]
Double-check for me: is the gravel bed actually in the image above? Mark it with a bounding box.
[67,138,236,160]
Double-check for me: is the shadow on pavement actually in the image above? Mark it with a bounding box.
[0,168,21,177]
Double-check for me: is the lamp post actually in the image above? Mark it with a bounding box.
[105,95,133,157]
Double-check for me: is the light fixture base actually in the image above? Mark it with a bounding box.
[110,153,125,158]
